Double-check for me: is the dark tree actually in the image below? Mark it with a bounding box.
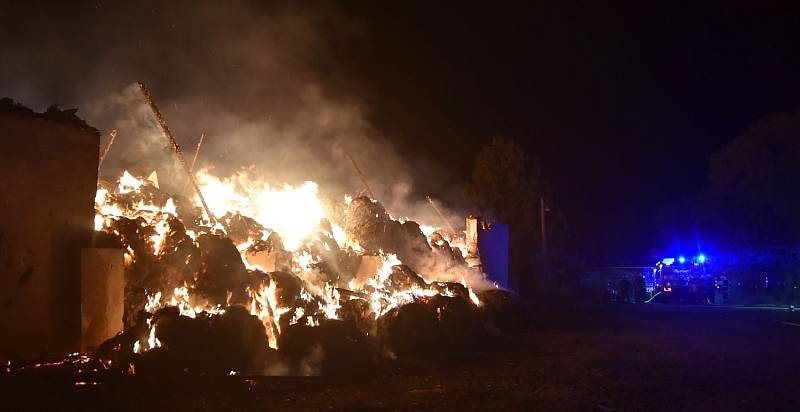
[466,137,539,226]
[706,109,800,248]
[466,137,541,294]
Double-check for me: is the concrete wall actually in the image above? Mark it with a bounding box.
[81,248,124,352]
[0,113,98,362]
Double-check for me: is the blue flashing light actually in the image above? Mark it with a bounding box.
[697,254,706,263]
[662,258,675,265]
[678,256,686,264]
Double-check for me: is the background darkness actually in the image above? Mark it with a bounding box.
[338,1,800,265]
[3,1,800,265]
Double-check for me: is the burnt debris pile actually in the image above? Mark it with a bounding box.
[5,171,521,378]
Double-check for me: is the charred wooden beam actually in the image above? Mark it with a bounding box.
[137,82,217,225]
[426,195,457,234]
[345,152,375,200]
[189,132,205,173]
[183,132,205,194]
[97,129,117,171]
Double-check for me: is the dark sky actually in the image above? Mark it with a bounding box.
[3,1,800,265]
[338,2,800,264]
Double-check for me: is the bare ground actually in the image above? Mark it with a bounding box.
[4,303,800,411]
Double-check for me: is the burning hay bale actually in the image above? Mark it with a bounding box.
[344,196,434,262]
[337,295,375,337]
[83,169,507,377]
[477,288,526,333]
[396,220,435,261]
[429,231,466,264]
[277,320,374,378]
[219,212,265,245]
[136,306,273,375]
[377,293,486,360]
[269,270,304,309]
[172,194,203,228]
[104,213,201,327]
[195,233,250,306]
[429,281,471,301]
[342,196,471,281]
[377,301,439,359]
[93,306,275,376]
[385,265,427,291]
[344,196,390,253]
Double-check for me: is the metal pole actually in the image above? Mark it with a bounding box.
[137,82,217,225]
[540,196,547,256]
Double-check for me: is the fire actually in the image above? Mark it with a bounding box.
[194,170,324,251]
[93,169,487,357]
[118,170,143,194]
[144,291,162,312]
[377,253,401,282]
[134,318,162,354]
[318,283,342,320]
[464,278,482,307]
[150,215,170,255]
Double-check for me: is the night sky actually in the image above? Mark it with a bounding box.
[339,2,800,264]
[3,1,800,265]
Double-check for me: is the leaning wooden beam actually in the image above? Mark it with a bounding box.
[426,195,457,234]
[182,132,205,194]
[97,129,117,172]
[137,82,217,225]
[189,132,205,173]
[345,152,376,200]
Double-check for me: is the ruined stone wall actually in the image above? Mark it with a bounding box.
[0,112,98,362]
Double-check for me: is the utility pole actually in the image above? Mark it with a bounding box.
[540,196,548,256]
[539,195,552,295]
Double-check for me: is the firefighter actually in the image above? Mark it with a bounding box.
[634,275,646,303]
[604,282,618,303]
[618,276,631,304]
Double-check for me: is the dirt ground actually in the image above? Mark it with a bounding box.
[4,303,800,411]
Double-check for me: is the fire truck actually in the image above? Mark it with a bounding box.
[652,254,728,303]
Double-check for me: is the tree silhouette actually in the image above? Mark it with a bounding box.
[466,136,539,226]
[466,137,541,294]
[707,109,800,247]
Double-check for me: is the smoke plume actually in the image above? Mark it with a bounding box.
[0,0,466,229]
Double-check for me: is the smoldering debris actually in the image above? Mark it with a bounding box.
[135,306,273,376]
[277,320,374,378]
[89,306,273,376]
[4,170,520,380]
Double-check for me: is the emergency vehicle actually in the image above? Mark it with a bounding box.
[652,254,728,303]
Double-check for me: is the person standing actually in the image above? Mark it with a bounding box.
[618,277,631,304]
[634,275,646,303]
